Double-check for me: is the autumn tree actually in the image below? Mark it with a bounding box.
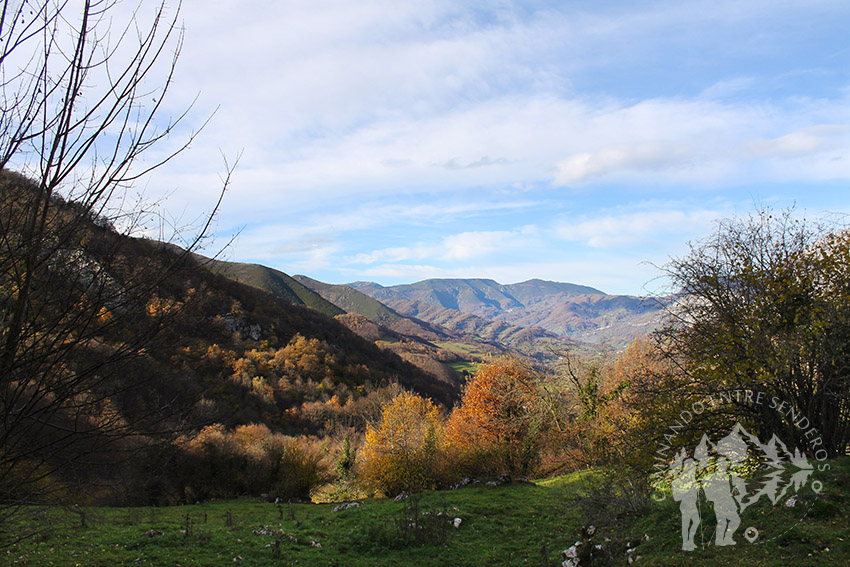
[360,391,443,495]
[658,209,850,455]
[444,356,547,478]
[0,0,229,530]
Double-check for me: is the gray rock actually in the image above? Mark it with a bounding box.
[332,501,362,512]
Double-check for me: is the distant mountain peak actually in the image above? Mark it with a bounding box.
[348,280,384,289]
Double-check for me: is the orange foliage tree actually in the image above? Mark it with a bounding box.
[444,356,547,478]
[360,391,443,495]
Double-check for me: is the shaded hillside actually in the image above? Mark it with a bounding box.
[0,170,459,507]
[335,313,461,385]
[171,256,459,411]
[187,259,473,405]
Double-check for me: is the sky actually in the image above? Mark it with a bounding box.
[140,0,849,296]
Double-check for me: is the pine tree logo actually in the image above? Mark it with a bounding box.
[668,422,820,551]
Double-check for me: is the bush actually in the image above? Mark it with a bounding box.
[177,424,328,502]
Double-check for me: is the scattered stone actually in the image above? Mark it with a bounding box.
[394,492,409,501]
[252,526,286,537]
[144,529,164,538]
[786,495,798,508]
[453,517,462,528]
[253,526,301,544]
[482,474,513,487]
[451,477,479,490]
[332,501,361,512]
[561,542,582,567]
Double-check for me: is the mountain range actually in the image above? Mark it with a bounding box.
[347,278,667,346]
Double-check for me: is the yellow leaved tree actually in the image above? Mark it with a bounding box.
[360,391,443,495]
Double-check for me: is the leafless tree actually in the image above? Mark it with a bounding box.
[0,0,230,536]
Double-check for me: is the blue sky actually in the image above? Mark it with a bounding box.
[146,0,849,296]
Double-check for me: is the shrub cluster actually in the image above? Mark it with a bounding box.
[177,424,328,502]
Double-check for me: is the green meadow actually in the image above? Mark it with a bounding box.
[5,458,847,567]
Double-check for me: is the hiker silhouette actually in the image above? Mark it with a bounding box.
[671,431,747,549]
[670,448,700,551]
[701,454,741,546]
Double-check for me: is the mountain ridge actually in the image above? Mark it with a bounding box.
[349,277,666,346]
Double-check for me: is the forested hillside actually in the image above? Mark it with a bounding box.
[0,170,455,509]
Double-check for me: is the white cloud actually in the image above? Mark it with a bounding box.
[699,77,757,99]
[557,209,721,248]
[347,227,538,267]
[177,92,850,221]
[136,0,850,224]
[747,125,850,159]
[352,263,455,282]
[351,245,435,265]
[442,230,529,260]
[554,142,692,185]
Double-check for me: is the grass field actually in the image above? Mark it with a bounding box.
[447,360,481,376]
[3,458,848,566]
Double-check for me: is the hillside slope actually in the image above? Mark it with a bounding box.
[293,275,506,378]
[293,275,449,342]
[202,257,344,317]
